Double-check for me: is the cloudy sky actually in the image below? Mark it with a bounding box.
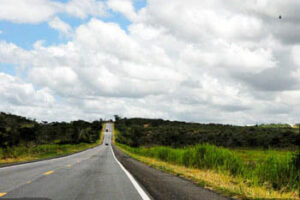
[0,0,299,124]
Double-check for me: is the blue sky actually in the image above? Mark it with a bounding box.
[0,64,16,76]
[0,21,60,50]
[0,0,146,49]
[0,0,146,76]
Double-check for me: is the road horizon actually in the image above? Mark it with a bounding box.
[0,123,151,200]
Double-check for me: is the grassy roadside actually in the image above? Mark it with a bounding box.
[233,148,293,163]
[0,125,104,166]
[116,143,299,200]
[113,126,299,199]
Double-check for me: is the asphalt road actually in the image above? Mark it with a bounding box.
[0,123,151,200]
[0,123,228,200]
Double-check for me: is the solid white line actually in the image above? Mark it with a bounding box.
[110,145,151,200]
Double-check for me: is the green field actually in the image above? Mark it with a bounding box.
[117,142,299,195]
[233,148,293,163]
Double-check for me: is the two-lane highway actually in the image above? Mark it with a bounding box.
[0,123,151,200]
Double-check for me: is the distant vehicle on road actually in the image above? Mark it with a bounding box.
[106,129,108,132]
[105,143,109,146]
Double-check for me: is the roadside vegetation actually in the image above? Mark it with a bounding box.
[114,117,300,199]
[0,112,103,165]
[115,117,299,149]
[118,145,299,199]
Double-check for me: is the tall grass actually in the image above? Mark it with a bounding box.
[118,143,300,191]
[254,151,300,190]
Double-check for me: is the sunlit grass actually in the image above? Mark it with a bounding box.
[233,148,292,163]
[117,144,300,200]
[117,144,300,198]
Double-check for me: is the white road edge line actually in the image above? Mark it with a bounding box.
[110,145,151,200]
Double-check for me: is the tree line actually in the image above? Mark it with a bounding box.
[115,116,300,149]
[0,112,103,148]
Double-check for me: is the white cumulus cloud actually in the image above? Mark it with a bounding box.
[48,17,73,38]
[107,0,137,21]
[0,0,107,24]
[65,0,107,19]
[0,0,63,23]
[0,0,299,124]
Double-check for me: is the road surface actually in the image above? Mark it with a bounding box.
[0,123,151,200]
[0,123,228,200]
